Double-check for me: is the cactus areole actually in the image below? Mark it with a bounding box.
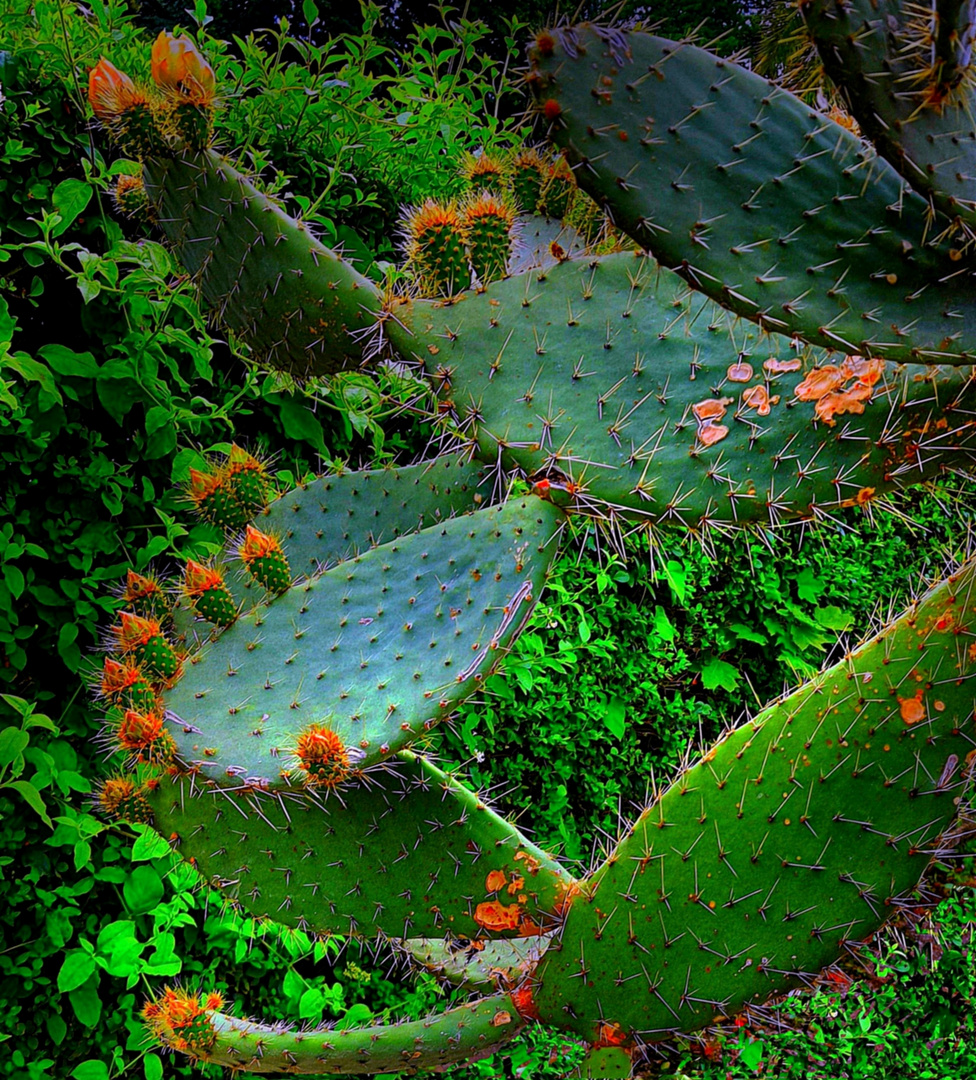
[84,9,976,1077]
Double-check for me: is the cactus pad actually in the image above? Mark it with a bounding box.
[533,555,976,1041]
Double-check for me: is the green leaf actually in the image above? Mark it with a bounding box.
[661,559,687,605]
[71,1062,109,1080]
[578,616,590,643]
[144,405,171,434]
[738,1037,765,1070]
[58,949,96,993]
[299,987,325,1021]
[58,623,81,672]
[3,563,24,599]
[653,605,675,643]
[815,604,853,631]
[8,780,51,826]
[46,1013,68,1045]
[144,1054,164,1080]
[601,696,626,740]
[131,826,172,862]
[729,622,768,645]
[700,658,739,692]
[68,976,102,1028]
[338,1003,373,1029]
[51,179,92,237]
[795,567,824,603]
[123,865,164,914]
[276,394,326,453]
[283,967,306,1002]
[0,727,29,769]
[38,344,98,378]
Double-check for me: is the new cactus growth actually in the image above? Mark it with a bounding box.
[236,525,291,593]
[509,147,547,212]
[84,11,976,1076]
[462,191,516,284]
[462,151,508,195]
[182,560,238,626]
[111,612,181,682]
[402,199,471,296]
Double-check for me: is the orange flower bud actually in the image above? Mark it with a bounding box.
[151,32,215,104]
[183,559,226,597]
[88,58,139,120]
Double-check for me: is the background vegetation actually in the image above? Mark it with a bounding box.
[0,1,973,1078]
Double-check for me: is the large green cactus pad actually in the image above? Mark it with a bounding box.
[527,24,976,363]
[534,555,976,1041]
[163,497,562,781]
[155,990,524,1074]
[143,150,383,377]
[391,252,976,528]
[801,0,976,231]
[174,453,491,639]
[148,750,573,939]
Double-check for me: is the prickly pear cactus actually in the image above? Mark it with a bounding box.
[82,11,976,1076]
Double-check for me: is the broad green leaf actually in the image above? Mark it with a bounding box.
[338,1003,373,1029]
[652,606,675,642]
[729,622,768,645]
[71,1061,109,1080]
[123,865,164,914]
[738,1037,765,1070]
[68,978,101,1028]
[51,179,92,236]
[38,344,98,378]
[144,1054,163,1080]
[700,658,739,692]
[601,697,626,740]
[130,827,172,862]
[299,987,324,1022]
[795,567,824,603]
[276,394,326,453]
[816,604,853,631]
[0,727,29,768]
[661,559,687,605]
[8,780,51,826]
[58,949,95,993]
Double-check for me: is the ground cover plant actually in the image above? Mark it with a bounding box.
[1,1,975,1078]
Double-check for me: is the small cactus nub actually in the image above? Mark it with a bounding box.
[463,192,516,286]
[294,723,351,788]
[462,152,507,195]
[402,199,471,297]
[112,612,181,682]
[122,568,169,618]
[142,987,223,1058]
[113,174,152,220]
[224,443,272,518]
[95,775,156,823]
[115,708,176,764]
[238,525,291,593]
[183,560,238,627]
[99,657,160,713]
[509,147,546,213]
[186,445,271,532]
[540,157,576,220]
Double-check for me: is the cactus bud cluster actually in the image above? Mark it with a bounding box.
[142,988,223,1058]
[186,444,272,531]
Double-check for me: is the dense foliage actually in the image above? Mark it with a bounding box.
[0,2,973,1078]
